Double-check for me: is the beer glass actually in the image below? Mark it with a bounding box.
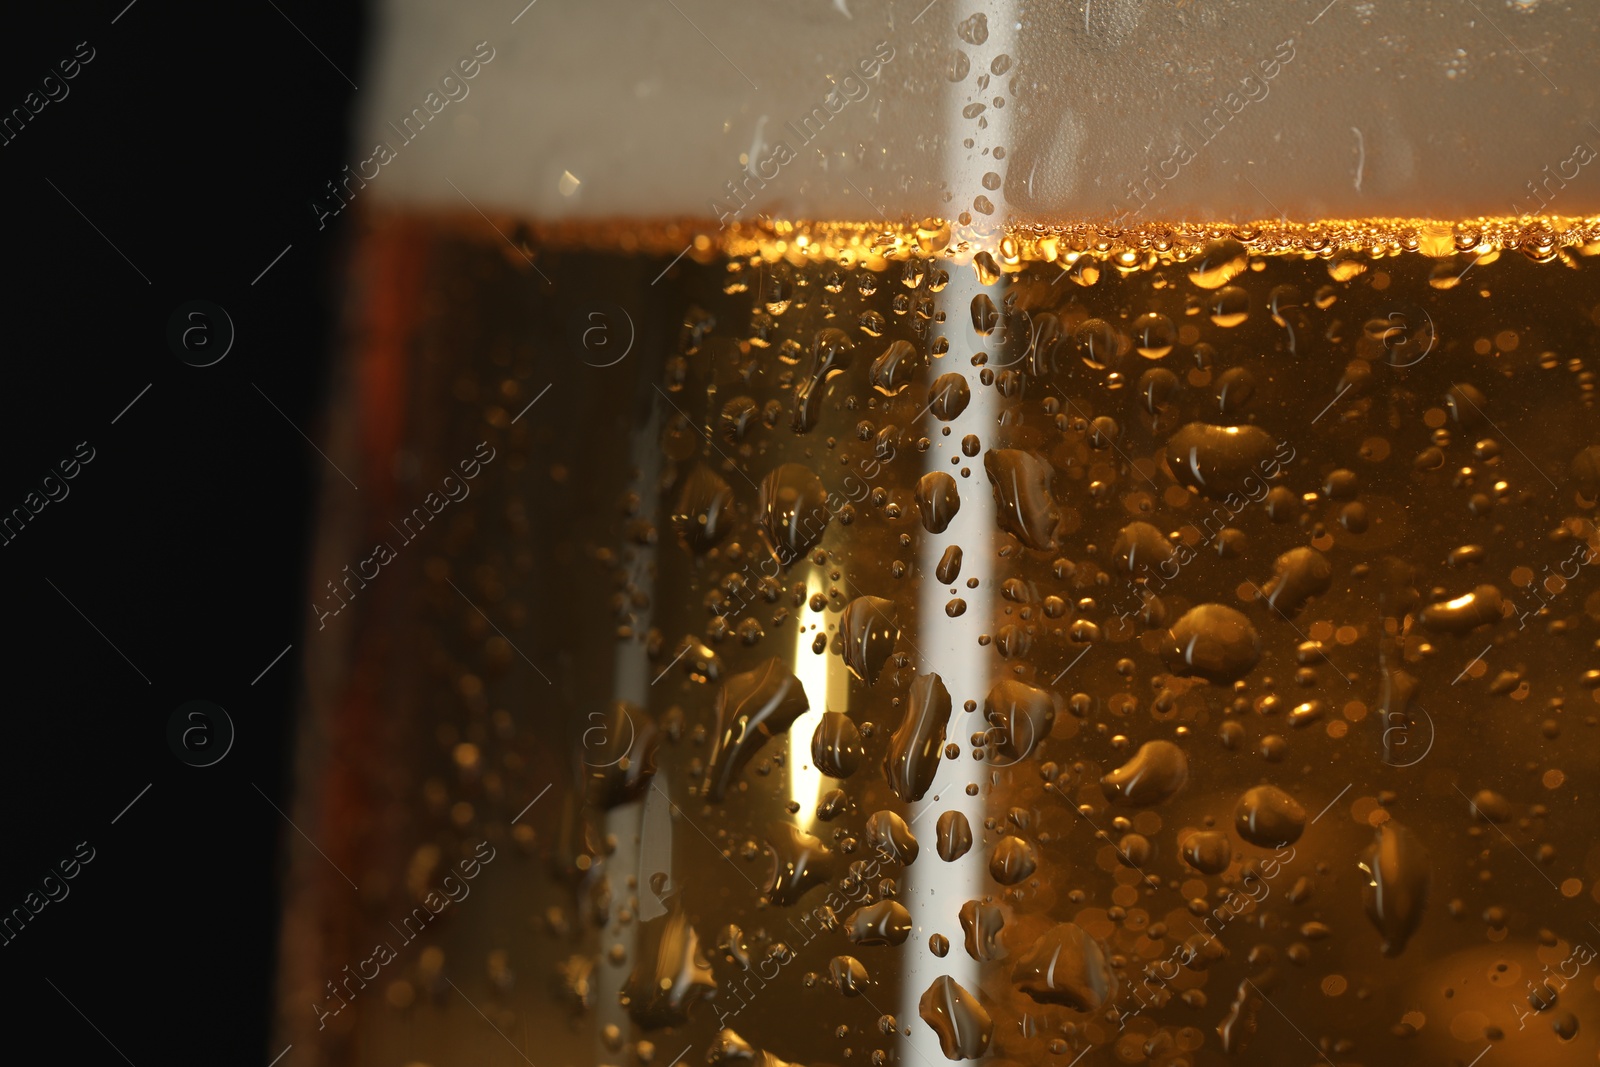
[276,3,1600,1065]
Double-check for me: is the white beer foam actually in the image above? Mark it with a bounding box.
[356,0,1600,223]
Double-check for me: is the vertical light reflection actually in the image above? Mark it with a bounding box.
[598,406,665,1057]
[899,1,1014,1060]
[790,570,848,828]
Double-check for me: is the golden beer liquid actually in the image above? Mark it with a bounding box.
[279,212,1600,1067]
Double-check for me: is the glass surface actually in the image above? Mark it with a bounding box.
[277,2,1600,1065]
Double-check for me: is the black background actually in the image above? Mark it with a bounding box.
[3,2,363,1060]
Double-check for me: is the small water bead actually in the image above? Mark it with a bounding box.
[846,900,913,946]
[956,11,989,44]
[1469,789,1511,822]
[829,955,870,997]
[916,472,962,534]
[1216,366,1255,414]
[1087,417,1120,449]
[1117,832,1152,867]
[1261,546,1333,617]
[812,712,864,778]
[840,595,900,685]
[1100,740,1189,807]
[1328,252,1367,282]
[970,292,1000,335]
[1137,366,1181,415]
[1360,820,1431,956]
[1074,317,1122,368]
[1182,830,1232,874]
[919,975,992,1060]
[936,545,963,584]
[884,673,952,803]
[1011,922,1117,1012]
[1235,784,1307,847]
[1445,382,1490,426]
[1132,311,1175,358]
[703,659,810,801]
[936,810,974,861]
[929,373,971,421]
[958,899,1006,962]
[756,464,831,565]
[1207,285,1250,327]
[1419,584,1504,634]
[1163,604,1261,684]
[1163,422,1283,497]
[984,449,1060,551]
[1187,239,1249,289]
[865,810,920,865]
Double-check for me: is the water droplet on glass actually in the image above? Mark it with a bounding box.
[1187,239,1248,289]
[1360,819,1430,956]
[916,472,962,534]
[884,673,952,802]
[841,595,900,685]
[812,711,863,778]
[1234,784,1307,847]
[1011,923,1117,1012]
[763,821,835,905]
[936,809,973,862]
[704,659,810,801]
[866,809,920,865]
[918,975,992,1060]
[984,449,1060,551]
[757,464,830,565]
[928,373,971,421]
[1163,604,1261,684]
[989,836,1037,884]
[847,899,913,946]
[1100,740,1189,806]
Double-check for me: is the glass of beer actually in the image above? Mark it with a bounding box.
[276,3,1600,1065]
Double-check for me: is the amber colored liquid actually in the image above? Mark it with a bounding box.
[276,213,1600,1067]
